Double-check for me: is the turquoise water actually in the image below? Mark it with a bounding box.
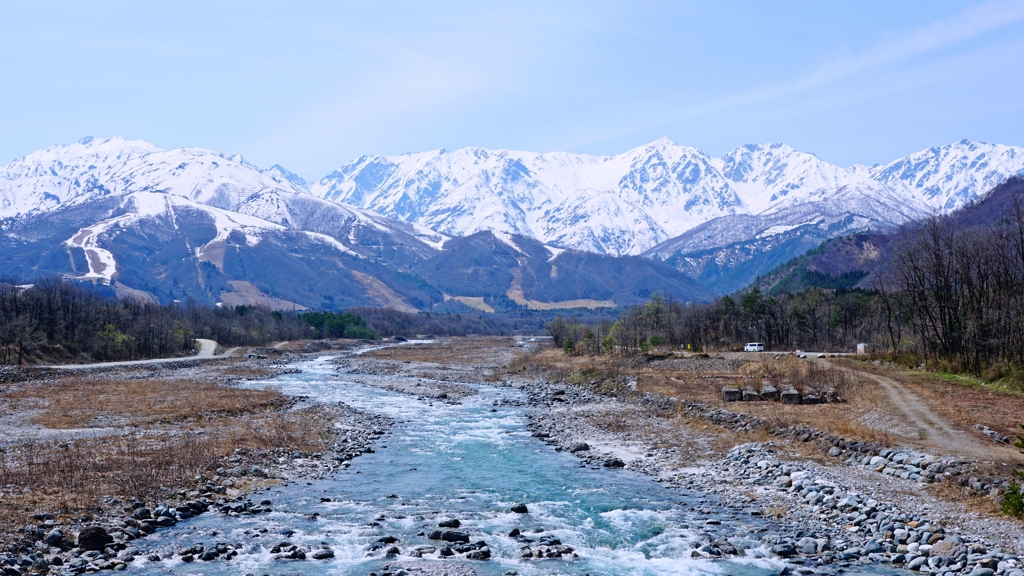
[130,356,901,576]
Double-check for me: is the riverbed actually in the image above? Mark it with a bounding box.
[126,353,905,576]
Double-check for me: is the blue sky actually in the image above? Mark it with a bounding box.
[2,1,1023,178]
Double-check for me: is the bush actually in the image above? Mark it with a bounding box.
[1006,424,1024,519]
[1002,483,1024,519]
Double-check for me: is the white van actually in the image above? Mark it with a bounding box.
[744,342,765,352]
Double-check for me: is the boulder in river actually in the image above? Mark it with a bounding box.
[311,548,335,560]
[603,457,626,468]
[510,503,529,513]
[568,443,590,453]
[440,531,470,543]
[438,519,461,528]
[771,542,797,557]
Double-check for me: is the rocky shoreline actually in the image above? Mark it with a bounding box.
[518,377,1024,576]
[0,348,391,576]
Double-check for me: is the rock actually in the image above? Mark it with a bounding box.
[603,458,626,468]
[508,528,521,537]
[466,548,491,560]
[930,538,968,560]
[864,541,884,554]
[311,549,334,560]
[771,543,797,558]
[760,386,780,401]
[780,390,801,405]
[568,443,590,453]
[77,526,113,551]
[742,388,762,401]
[803,395,821,405]
[511,503,529,513]
[722,387,741,402]
[969,568,994,576]
[797,537,818,555]
[440,531,470,543]
[438,519,461,528]
[43,529,63,546]
[907,556,928,570]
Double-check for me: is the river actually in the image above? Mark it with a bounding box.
[128,354,904,576]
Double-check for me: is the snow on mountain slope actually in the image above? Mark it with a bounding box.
[313,138,743,256]
[0,136,447,255]
[64,191,287,281]
[870,139,1024,212]
[0,136,160,217]
[315,139,1024,256]
[714,143,873,213]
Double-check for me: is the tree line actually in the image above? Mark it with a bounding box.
[0,276,571,364]
[548,196,1024,383]
[0,277,310,364]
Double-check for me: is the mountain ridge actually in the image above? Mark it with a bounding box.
[312,138,1024,258]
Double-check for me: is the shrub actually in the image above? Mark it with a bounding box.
[1003,483,1024,519]
[1004,424,1024,519]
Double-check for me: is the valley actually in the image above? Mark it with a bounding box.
[1,338,1021,575]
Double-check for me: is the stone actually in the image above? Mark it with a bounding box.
[439,531,470,543]
[931,539,968,560]
[311,549,334,560]
[907,556,928,570]
[508,528,521,537]
[969,568,994,576]
[796,537,818,555]
[43,529,63,546]
[603,458,626,468]
[77,527,113,551]
[760,386,780,401]
[780,390,801,405]
[722,387,741,402]
[438,519,460,528]
[511,503,529,513]
[771,543,797,557]
[803,395,821,405]
[742,388,762,401]
[568,443,590,453]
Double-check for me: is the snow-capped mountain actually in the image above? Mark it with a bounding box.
[869,139,1024,212]
[314,139,1024,257]
[0,137,451,310]
[313,138,745,256]
[1,136,714,309]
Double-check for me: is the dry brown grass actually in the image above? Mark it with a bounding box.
[522,347,901,447]
[0,407,331,522]
[0,370,336,541]
[365,337,520,365]
[9,376,287,429]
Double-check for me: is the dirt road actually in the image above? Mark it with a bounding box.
[42,338,238,370]
[819,358,1021,461]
